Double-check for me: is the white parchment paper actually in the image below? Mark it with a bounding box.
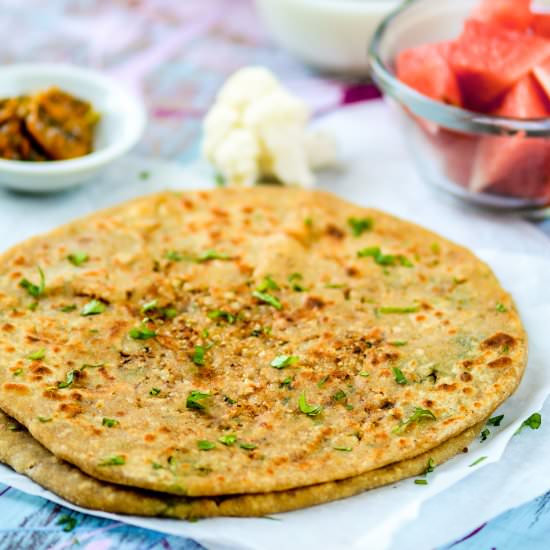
[0,102,548,550]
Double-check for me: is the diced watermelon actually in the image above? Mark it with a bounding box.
[471,0,532,31]
[532,13,550,38]
[469,75,550,199]
[449,20,550,110]
[533,56,550,101]
[396,42,462,106]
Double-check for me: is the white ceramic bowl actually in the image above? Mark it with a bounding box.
[255,0,401,74]
[0,64,146,193]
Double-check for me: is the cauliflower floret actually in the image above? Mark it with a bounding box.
[202,66,336,187]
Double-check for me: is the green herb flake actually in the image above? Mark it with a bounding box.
[348,217,373,237]
[57,514,77,532]
[333,446,352,452]
[425,457,435,474]
[487,415,504,427]
[414,479,428,485]
[496,303,508,313]
[162,307,178,320]
[288,273,306,291]
[58,370,78,389]
[223,395,237,404]
[129,326,157,340]
[218,434,237,446]
[379,305,419,314]
[257,276,279,292]
[270,355,298,369]
[196,249,232,263]
[431,243,441,255]
[469,456,488,467]
[317,375,329,388]
[359,371,370,377]
[480,428,490,442]
[252,290,282,310]
[102,418,119,428]
[28,349,46,361]
[393,407,436,434]
[80,299,106,316]
[332,389,347,401]
[215,172,226,187]
[186,390,210,410]
[304,217,313,228]
[192,345,206,366]
[298,392,322,417]
[19,267,46,299]
[60,304,77,313]
[149,387,161,396]
[208,309,236,324]
[98,455,126,466]
[390,340,408,347]
[392,367,408,385]
[139,170,150,180]
[239,442,257,450]
[141,299,158,314]
[165,250,185,262]
[37,416,51,423]
[67,252,89,267]
[152,462,163,470]
[280,377,293,389]
[515,412,542,435]
[13,368,23,377]
[28,302,38,311]
[197,439,216,451]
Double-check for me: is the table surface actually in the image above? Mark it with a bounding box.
[0,1,548,549]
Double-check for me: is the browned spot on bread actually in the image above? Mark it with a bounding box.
[30,365,52,375]
[481,333,516,350]
[58,403,82,417]
[460,372,473,382]
[437,383,457,392]
[488,357,512,368]
[2,323,14,332]
[3,382,29,395]
[144,433,156,442]
[304,296,325,310]
[326,224,344,239]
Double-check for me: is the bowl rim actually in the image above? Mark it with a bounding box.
[0,63,147,175]
[368,0,550,137]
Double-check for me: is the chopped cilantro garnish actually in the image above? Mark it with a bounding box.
[325,283,346,289]
[431,243,441,254]
[28,302,38,311]
[152,462,163,470]
[162,307,178,319]
[165,250,185,262]
[102,418,118,428]
[288,272,303,282]
[81,299,106,316]
[357,247,413,268]
[487,415,504,427]
[348,217,373,237]
[298,392,322,417]
[219,434,237,446]
[239,442,257,450]
[98,455,125,466]
[192,345,206,366]
[37,416,51,423]
[252,290,282,310]
[60,304,77,313]
[496,303,508,313]
[390,340,408,347]
[480,428,490,442]
[317,375,329,387]
[197,440,216,451]
[13,368,23,376]
[280,377,293,389]
[288,273,306,291]
[67,252,89,267]
[332,389,346,402]
[270,355,298,369]
[425,457,435,474]
[58,370,78,389]
[223,395,237,404]
[19,267,45,299]
[392,367,408,385]
[141,299,158,314]
[129,326,157,340]
[333,446,352,452]
[196,249,232,262]
[208,310,236,324]
[399,256,414,267]
[304,217,313,228]
[28,349,45,361]
[57,514,77,532]
[186,390,210,410]
[257,276,279,292]
[393,407,436,434]
[7,422,22,431]
[215,172,226,187]
[515,412,542,435]
[469,456,487,467]
[81,362,104,370]
[149,387,161,396]
[359,371,369,377]
[379,305,419,314]
[414,479,428,485]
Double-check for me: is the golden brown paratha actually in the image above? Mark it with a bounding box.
[0,189,526,496]
[0,411,483,518]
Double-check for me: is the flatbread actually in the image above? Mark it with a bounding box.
[0,189,526,496]
[0,411,483,518]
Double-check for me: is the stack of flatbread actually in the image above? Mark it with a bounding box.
[0,188,526,518]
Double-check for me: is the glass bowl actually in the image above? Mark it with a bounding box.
[368,0,550,211]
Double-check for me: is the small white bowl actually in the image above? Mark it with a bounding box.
[255,0,401,74]
[0,64,146,193]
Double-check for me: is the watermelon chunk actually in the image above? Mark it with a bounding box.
[449,20,550,110]
[469,75,550,199]
[533,56,550,101]
[471,0,532,31]
[396,42,462,106]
